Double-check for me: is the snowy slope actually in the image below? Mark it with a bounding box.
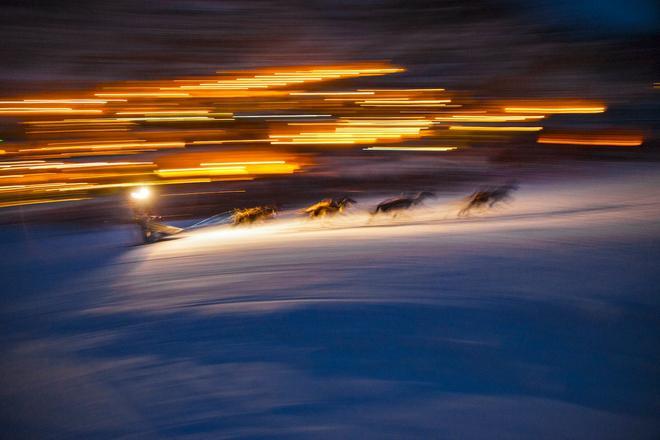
[1,165,660,439]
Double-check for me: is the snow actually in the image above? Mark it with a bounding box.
[1,165,660,438]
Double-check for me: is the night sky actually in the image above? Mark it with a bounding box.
[1,0,657,97]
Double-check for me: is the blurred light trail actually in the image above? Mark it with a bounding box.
[16,161,154,170]
[270,117,434,145]
[200,161,286,166]
[234,114,332,119]
[448,125,543,131]
[504,106,605,114]
[160,64,405,94]
[364,146,458,151]
[357,99,450,107]
[358,88,445,92]
[0,108,104,115]
[45,139,145,145]
[26,128,131,134]
[115,110,214,115]
[0,99,114,104]
[434,115,545,122]
[94,92,191,98]
[538,133,643,146]
[23,118,132,124]
[155,161,298,178]
[111,116,230,122]
[191,139,271,145]
[289,92,375,96]
[0,62,623,209]
[17,141,185,154]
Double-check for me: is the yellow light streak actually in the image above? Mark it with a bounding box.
[364,146,458,151]
[234,114,332,119]
[289,91,375,96]
[22,161,154,170]
[18,142,184,153]
[156,166,249,178]
[0,99,113,104]
[448,125,543,132]
[112,116,227,122]
[46,139,145,146]
[270,117,434,145]
[115,110,212,115]
[26,129,131,134]
[358,88,445,92]
[0,108,103,115]
[200,161,286,166]
[23,118,134,125]
[191,139,271,145]
[435,115,545,122]
[537,136,643,147]
[94,92,191,98]
[504,106,605,114]
[271,140,358,145]
[356,99,451,107]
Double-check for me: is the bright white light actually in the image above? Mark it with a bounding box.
[130,186,151,201]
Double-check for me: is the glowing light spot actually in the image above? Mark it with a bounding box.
[130,186,151,201]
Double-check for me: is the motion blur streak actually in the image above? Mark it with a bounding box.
[364,146,458,152]
[449,126,544,132]
[0,108,104,115]
[0,60,646,209]
[504,106,606,114]
[538,133,644,147]
[435,115,545,122]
